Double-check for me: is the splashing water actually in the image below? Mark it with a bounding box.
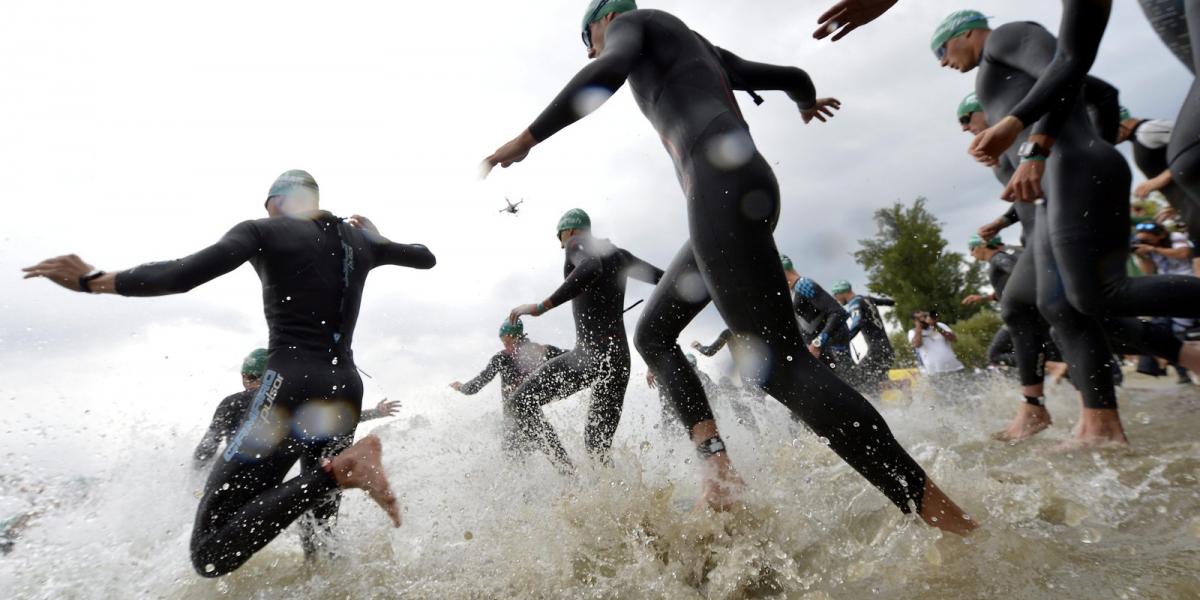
[1,372,1198,598]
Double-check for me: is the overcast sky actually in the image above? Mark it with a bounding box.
[0,0,1191,472]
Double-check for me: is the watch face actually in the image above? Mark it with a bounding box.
[1018,142,1034,156]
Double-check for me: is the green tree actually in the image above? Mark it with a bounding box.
[854,197,987,327]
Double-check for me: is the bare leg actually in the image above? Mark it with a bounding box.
[918,480,978,534]
[688,419,746,513]
[322,435,401,527]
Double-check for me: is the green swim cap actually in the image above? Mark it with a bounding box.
[957,92,983,120]
[830,280,852,295]
[556,208,592,237]
[780,254,794,271]
[582,0,637,32]
[499,319,524,339]
[1119,106,1132,121]
[968,234,1002,250]
[267,170,319,200]
[241,348,268,377]
[931,10,989,57]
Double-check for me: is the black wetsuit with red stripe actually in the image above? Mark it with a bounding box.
[116,211,435,576]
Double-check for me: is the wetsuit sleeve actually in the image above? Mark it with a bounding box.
[1000,206,1020,226]
[545,242,604,308]
[868,296,896,307]
[528,16,645,142]
[366,232,437,270]
[544,345,568,360]
[1080,74,1121,143]
[815,307,848,345]
[714,47,816,110]
[620,249,664,285]
[1003,2,1111,138]
[695,329,732,357]
[459,353,504,395]
[193,394,242,466]
[115,221,261,296]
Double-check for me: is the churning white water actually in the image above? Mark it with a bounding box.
[2,370,1198,599]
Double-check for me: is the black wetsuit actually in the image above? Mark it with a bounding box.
[979,22,1187,408]
[457,340,566,452]
[792,277,852,361]
[528,9,928,512]
[116,211,435,576]
[843,295,895,391]
[694,329,733,358]
[987,248,1021,300]
[508,233,662,469]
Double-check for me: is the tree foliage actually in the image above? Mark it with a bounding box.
[854,197,987,327]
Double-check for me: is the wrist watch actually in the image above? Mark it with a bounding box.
[79,270,106,293]
[1017,141,1050,160]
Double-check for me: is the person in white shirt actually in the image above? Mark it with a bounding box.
[1133,222,1194,277]
[908,310,965,375]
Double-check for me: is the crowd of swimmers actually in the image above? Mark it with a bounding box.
[17,0,1200,580]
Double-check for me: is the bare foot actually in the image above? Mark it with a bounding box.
[918,479,978,535]
[692,453,747,513]
[991,403,1053,441]
[1055,408,1128,451]
[325,435,402,527]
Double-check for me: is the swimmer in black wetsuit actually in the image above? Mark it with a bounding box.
[780,255,852,367]
[938,12,1200,445]
[192,347,401,563]
[962,235,1019,309]
[23,170,434,576]
[450,319,567,454]
[503,209,663,470]
[831,280,895,394]
[966,0,1200,241]
[483,1,974,533]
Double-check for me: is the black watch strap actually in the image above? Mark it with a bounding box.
[697,435,727,459]
[79,270,106,293]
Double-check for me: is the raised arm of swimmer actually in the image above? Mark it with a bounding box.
[482,16,645,178]
[970,0,1111,162]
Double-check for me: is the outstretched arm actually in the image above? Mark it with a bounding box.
[717,47,841,123]
[351,215,437,270]
[813,0,899,42]
[23,221,261,296]
[456,354,504,396]
[481,16,645,177]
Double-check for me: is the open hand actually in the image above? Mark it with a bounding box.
[508,303,539,324]
[813,0,899,42]
[22,254,95,291]
[801,98,842,124]
[481,130,538,179]
[373,398,401,417]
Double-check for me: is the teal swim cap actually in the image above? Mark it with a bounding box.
[267,170,319,200]
[957,92,983,120]
[1119,106,1132,121]
[241,348,268,377]
[556,208,592,237]
[931,10,989,58]
[830,280,852,295]
[968,234,1002,250]
[499,319,524,339]
[582,0,637,32]
[780,254,794,271]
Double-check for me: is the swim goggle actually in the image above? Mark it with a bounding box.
[581,0,614,49]
[934,44,947,61]
[958,113,972,126]
[1134,222,1162,232]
